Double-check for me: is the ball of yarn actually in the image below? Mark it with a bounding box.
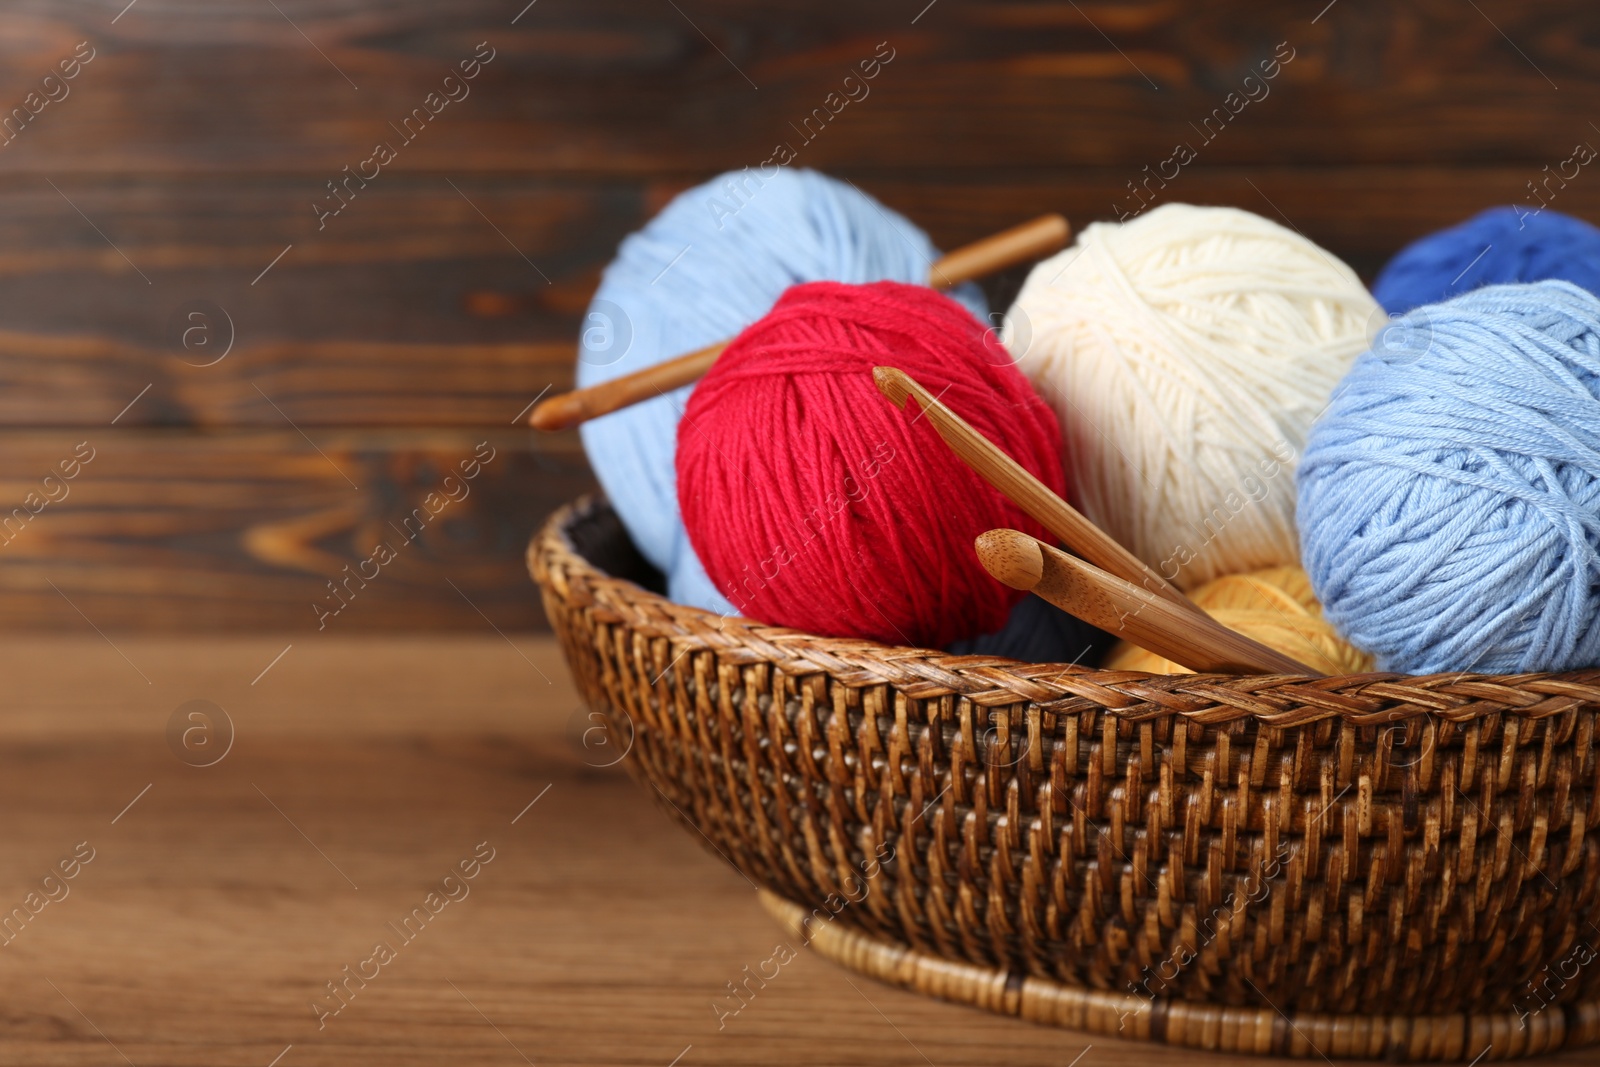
[1373,206,1600,315]
[946,594,1114,665]
[576,168,987,614]
[1298,279,1600,674]
[1104,566,1374,675]
[1005,203,1378,591]
[677,280,1062,648]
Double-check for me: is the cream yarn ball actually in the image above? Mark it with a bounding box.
[1004,203,1379,589]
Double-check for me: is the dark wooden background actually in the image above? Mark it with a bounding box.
[1,0,1594,631]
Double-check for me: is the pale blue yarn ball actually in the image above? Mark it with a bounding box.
[576,168,986,613]
[1297,280,1600,674]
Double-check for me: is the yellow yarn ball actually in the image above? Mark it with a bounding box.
[1005,203,1379,590]
[1104,566,1375,675]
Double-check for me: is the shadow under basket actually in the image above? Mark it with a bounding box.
[529,495,1600,1062]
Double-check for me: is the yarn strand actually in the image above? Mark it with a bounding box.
[576,168,986,613]
[677,281,1065,648]
[1007,203,1379,589]
[1298,279,1600,673]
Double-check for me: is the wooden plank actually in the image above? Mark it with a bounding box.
[1,168,1597,426]
[0,331,578,428]
[0,174,627,426]
[0,429,594,631]
[0,1,1594,175]
[860,167,1600,284]
[0,176,621,338]
[3,635,1598,1065]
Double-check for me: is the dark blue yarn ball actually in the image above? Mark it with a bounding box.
[1373,207,1600,315]
[944,591,1114,666]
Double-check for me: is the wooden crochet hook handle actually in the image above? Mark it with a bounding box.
[529,213,1071,432]
[977,530,1321,676]
[874,364,1198,613]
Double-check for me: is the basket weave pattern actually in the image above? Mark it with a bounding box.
[531,496,1600,1059]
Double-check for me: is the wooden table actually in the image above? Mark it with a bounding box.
[3,635,1595,1067]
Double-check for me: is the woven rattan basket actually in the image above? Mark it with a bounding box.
[530,494,1600,1062]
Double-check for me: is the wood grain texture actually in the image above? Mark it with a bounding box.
[0,1,1593,174]
[0,429,592,630]
[4,635,1597,1066]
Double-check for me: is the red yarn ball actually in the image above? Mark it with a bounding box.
[676,280,1066,647]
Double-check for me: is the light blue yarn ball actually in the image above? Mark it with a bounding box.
[576,168,987,613]
[1297,280,1600,674]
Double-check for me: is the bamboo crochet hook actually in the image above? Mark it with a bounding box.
[977,529,1321,676]
[529,213,1072,432]
[874,365,1200,614]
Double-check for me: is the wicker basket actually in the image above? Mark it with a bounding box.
[530,495,1600,1062]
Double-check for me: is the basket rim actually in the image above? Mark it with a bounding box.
[529,494,1600,725]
